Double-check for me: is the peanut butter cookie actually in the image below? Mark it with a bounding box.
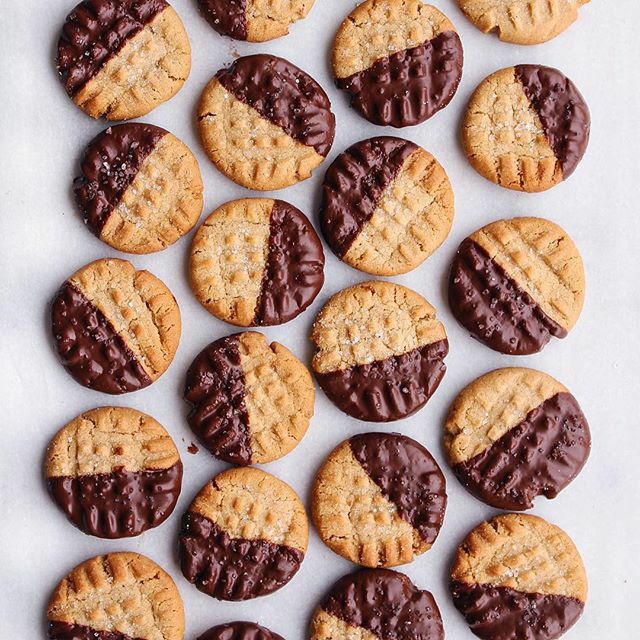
[198,623,283,640]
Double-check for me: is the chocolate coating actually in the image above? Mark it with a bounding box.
[255,200,325,326]
[198,622,284,640]
[448,239,567,355]
[315,340,448,422]
[515,65,590,179]
[198,0,247,40]
[454,393,590,511]
[57,0,168,96]
[450,580,584,640]
[48,621,142,640]
[321,568,444,640]
[179,511,304,601]
[51,282,152,394]
[216,54,335,156]
[336,32,463,127]
[321,137,418,258]
[350,433,446,545]
[184,335,252,466]
[74,123,167,235]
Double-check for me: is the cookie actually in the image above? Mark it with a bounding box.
[47,552,184,640]
[450,514,587,640]
[321,137,454,275]
[313,433,446,567]
[198,55,335,190]
[184,332,314,465]
[457,0,590,45]
[56,0,191,120]
[190,198,324,327]
[310,568,444,640]
[444,368,590,510]
[463,65,590,192]
[51,258,181,394]
[198,623,283,640]
[179,467,308,601]
[332,0,463,127]
[310,281,448,421]
[449,217,585,355]
[74,123,203,254]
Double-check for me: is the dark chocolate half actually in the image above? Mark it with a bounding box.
[321,568,444,640]
[198,0,248,40]
[179,510,304,601]
[349,433,446,545]
[197,622,284,640]
[453,392,590,511]
[315,339,448,422]
[450,580,584,640]
[57,0,168,97]
[184,334,252,466]
[51,282,152,394]
[321,137,418,259]
[336,32,463,127]
[515,65,590,179]
[448,239,567,355]
[216,54,335,156]
[48,620,143,640]
[47,462,182,538]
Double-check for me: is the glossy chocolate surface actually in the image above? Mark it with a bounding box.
[198,0,247,40]
[197,622,284,640]
[48,621,142,640]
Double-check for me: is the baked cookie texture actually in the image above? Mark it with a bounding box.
[450,513,587,640]
[47,552,185,640]
[56,0,191,120]
[198,622,284,640]
[448,217,585,355]
[321,136,454,275]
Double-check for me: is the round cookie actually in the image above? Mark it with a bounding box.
[56,0,191,120]
[47,552,184,640]
[190,198,324,327]
[74,123,203,254]
[462,65,590,192]
[332,0,463,127]
[198,55,335,190]
[51,258,181,394]
[313,433,446,567]
[184,332,314,465]
[445,368,590,510]
[321,137,454,275]
[310,281,448,421]
[450,514,587,640]
[310,568,444,640]
[457,0,590,45]
[449,217,585,355]
[198,622,284,640]
[45,406,182,538]
[179,467,308,601]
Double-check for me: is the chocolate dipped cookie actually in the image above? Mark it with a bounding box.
[198,623,283,640]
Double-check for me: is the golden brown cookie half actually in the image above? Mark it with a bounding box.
[310,281,448,421]
[45,407,182,538]
[184,332,314,465]
[56,0,191,120]
[444,368,590,510]
[47,552,185,640]
[179,467,308,601]
[51,258,181,394]
[190,198,324,327]
[450,514,587,640]
[321,136,454,275]
[313,433,446,567]
[74,123,203,254]
[198,54,335,190]
[463,65,590,192]
[448,217,585,355]
[332,0,463,127]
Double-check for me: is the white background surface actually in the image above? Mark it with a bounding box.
[1,0,639,638]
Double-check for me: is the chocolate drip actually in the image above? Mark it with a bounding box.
[450,580,584,640]
[448,239,567,355]
[51,282,152,394]
[48,621,143,640]
[315,340,448,422]
[336,32,463,127]
[179,510,304,601]
[321,137,418,258]
[216,54,335,156]
[197,622,284,640]
[198,0,248,40]
[515,65,590,179]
